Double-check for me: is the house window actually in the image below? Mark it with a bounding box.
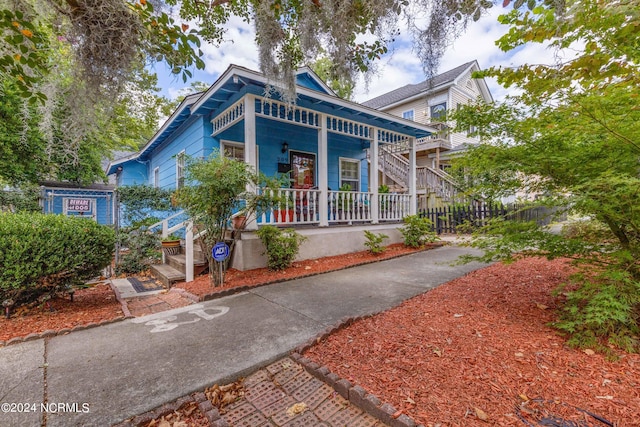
[468,125,478,136]
[221,141,245,162]
[402,109,414,121]
[153,167,159,188]
[176,151,185,189]
[339,158,360,191]
[430,102,447,121]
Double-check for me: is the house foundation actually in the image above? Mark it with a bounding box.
[231,223,405,271]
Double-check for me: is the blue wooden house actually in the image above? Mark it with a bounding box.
[107,65,436,278]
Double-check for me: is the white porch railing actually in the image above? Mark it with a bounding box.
[257,188,321,225]
[255,188,411,225]
[378,193,411,221]
[328,190,373,223]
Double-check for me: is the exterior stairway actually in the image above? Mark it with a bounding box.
[374,144,461,205]
[150,243,207,287]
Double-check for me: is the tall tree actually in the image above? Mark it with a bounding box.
[452,0,640,352]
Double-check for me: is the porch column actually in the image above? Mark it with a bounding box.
[318,113,329,227]
[370,127,379,224]
[244,94,258,231]
[409,136,417,216]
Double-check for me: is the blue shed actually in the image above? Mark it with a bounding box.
[40,181,115,225]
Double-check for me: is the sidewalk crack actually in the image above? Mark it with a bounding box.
[247,290,329,327]
[41,338,49,427]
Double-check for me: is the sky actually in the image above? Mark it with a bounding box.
[153,5,556,104]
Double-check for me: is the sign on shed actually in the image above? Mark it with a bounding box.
[66,198,91,212]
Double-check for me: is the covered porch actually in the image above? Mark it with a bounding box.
[207,92,433,230]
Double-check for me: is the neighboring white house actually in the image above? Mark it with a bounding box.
[362,60,493,208]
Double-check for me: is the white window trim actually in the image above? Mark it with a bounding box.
[153,167,159,188]
[220,140,244,160]
[402,109,415,121]
[339,157,360,191]
[176,150,185,189]
[220,140,259,171]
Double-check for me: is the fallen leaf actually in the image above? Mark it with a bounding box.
[158,420,171,427]
[286,402,308,417]
[536,303,549,310]
[584,349,595,355]
[515,352,524,358]
[475,407,489,421]
[405,397,416,405]
[595,395,614,400]
[519,393,529,401]
[453,313,464,318]
[432,347,442,357]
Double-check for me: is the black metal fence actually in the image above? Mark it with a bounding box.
[419,203,565,234]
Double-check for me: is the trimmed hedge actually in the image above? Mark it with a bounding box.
[0,213,115,304]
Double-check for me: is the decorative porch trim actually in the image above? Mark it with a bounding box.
[255,99,321,128]
[212,99,245,136]
[326,117,371,140]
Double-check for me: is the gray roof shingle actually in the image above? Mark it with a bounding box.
[362,61,478,109]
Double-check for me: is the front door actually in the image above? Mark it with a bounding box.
[290,151,316,189]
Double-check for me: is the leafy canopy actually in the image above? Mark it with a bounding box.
[452,0,640,352]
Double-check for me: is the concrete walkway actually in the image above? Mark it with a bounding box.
[0,245,486,427]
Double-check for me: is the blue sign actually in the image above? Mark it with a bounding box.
[212,242,230,262]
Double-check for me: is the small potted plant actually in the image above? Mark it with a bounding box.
[161,233,181,255]
[232,210,248,230]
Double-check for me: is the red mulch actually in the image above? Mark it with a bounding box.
[304,257,640,426]
[175,243,431,298]
[0,283,124,342]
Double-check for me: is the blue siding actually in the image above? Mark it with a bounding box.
[148,116,207,190]
[118,161,148,186]
[296,73,330,94]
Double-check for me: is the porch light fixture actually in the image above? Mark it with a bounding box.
[281,141,289,153]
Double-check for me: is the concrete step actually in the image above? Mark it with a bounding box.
[149,264,185,288]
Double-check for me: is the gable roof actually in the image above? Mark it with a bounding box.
[362,60,492,110]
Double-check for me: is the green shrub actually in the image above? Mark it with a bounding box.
[554,269,640,355]
[364,230,388,255]
[0,212,115,305]
[116,227,161,275]
[400,215,437,248]
[256,225,307,271]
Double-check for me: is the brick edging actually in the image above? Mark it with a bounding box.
[112,392,228,427]
[291,316,423,427]
[109,279,134,318]
[196,242,447,303]
[168,286,200,303]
